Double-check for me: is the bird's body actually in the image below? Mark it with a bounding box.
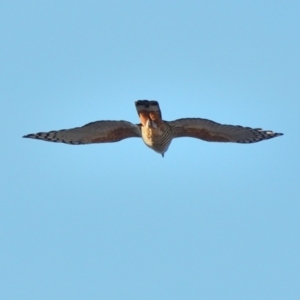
[140,122,173,155]
[23,100,283,156]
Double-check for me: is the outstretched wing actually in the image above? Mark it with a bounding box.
[23,120,141,145]
[168,118,283,143]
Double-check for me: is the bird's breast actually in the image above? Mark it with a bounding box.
[140,124,172,155]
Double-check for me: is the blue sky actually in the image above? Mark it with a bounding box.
[1,1,299,299]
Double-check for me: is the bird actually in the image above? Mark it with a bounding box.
[23,100,283,157]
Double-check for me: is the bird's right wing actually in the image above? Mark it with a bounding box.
[23,120,141,145]
[168,118,283,143]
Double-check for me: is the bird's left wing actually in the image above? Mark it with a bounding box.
[23,120,141,144]
[168,118,283,143]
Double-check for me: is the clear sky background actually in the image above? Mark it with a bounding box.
[1,1,299,299]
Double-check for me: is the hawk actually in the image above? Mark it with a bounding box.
[23,100,283,156]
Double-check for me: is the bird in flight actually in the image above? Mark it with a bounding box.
[23,100,283,156]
